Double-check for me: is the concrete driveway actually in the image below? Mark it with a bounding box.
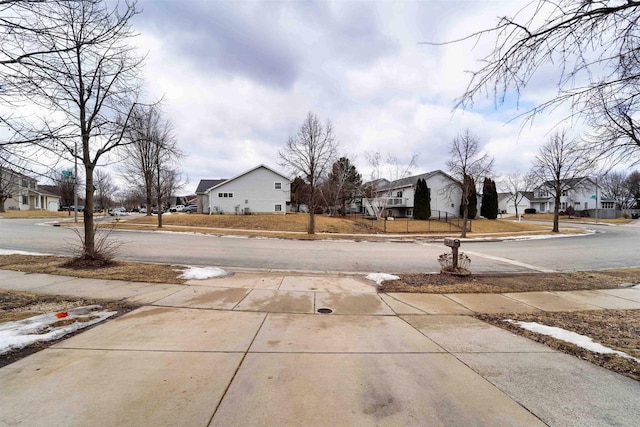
[1,269,639,426]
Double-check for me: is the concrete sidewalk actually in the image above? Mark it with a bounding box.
[1,269,639,426]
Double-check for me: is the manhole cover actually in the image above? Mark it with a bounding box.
[317,308,333,314]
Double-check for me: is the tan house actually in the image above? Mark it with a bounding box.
[0,167,61,211]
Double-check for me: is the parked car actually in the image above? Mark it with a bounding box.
[139,207,147,213]
[184,205,198,213]
[109,207,126,216]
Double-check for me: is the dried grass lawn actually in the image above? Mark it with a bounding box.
[0,255,187,284]
[478,310,640,382]
[119,213,559,237]
[0,210,74,219]
[0,289,138,368]
[526,213,632,224]
[379,268,640,293]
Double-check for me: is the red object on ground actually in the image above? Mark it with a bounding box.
[55,312,68,319]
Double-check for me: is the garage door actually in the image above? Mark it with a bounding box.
[48,200,59,211]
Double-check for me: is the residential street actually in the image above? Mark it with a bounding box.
[1,218,638,273]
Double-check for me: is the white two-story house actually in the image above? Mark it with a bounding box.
[530,177,615,215]
[198,164,291,214]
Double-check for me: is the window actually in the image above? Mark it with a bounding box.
[561,190,568,196]
[21,195,27,205]
[561,202,566,210]
[274,182,282,190]
[584,202,588,209]
[407,209,413,217]
[601,202,614,209]
[218,192,233,198]
[396,191,402,197]
[275,204,282,212]
[218,193,223,198]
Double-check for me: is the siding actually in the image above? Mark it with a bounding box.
[425,173,461,216]
[207,166,290,214]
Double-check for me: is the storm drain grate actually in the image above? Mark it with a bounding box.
[317,308,333,314]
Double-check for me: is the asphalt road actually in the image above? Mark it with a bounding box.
[1,218,638,274]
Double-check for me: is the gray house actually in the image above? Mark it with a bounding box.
[362,170,462,218]
[196,164,291,214]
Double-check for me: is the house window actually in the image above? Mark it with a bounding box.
[407,209,413,217]
[561,190,567,196]
[218,193,223,198]
[275,204,282,212]
[601,202,614,209]
[274,182,282,190]
[21,195,27,205]
[218,192,233,198]
[584,202,588,209]
[561,202,566,210]
[396,191,402,197]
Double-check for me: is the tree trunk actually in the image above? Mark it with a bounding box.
[553,194,560,232]
[461,200,468,238]
[84,163,95,258]
[308,187,316,234]
[145,172,153,216]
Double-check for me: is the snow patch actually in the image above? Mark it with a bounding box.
[177,266,229,280]
[0,249,49,256]
[0,305,116,355]
[366,273,400,285]
[505,320,640,363]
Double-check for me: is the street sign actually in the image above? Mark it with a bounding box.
[62,170,73,178]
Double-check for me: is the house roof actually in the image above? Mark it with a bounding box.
[378,170,460,191]
[201,164,291,194]
[37,185,61,197]
[540,176,596,189]
[0,166,37,182]
[196,179,226,194]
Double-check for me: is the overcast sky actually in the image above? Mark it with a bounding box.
[131,0,575,194]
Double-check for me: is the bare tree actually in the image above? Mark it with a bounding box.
[600,170,631,210]
[94,168,116,211]
[363,151,419,220]
[532,130,593,232]
[500,171,536,218]
[625,171,640,209]
[445,1,640,163]
[279,112,338,234]
[0,0,144,261]
[120,104,182,217]
[447,129,494,237]
[48,167,79,208]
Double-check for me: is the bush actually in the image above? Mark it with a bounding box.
[565,206,575,217]
[623,212,630,219]
[524,208,536,214]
